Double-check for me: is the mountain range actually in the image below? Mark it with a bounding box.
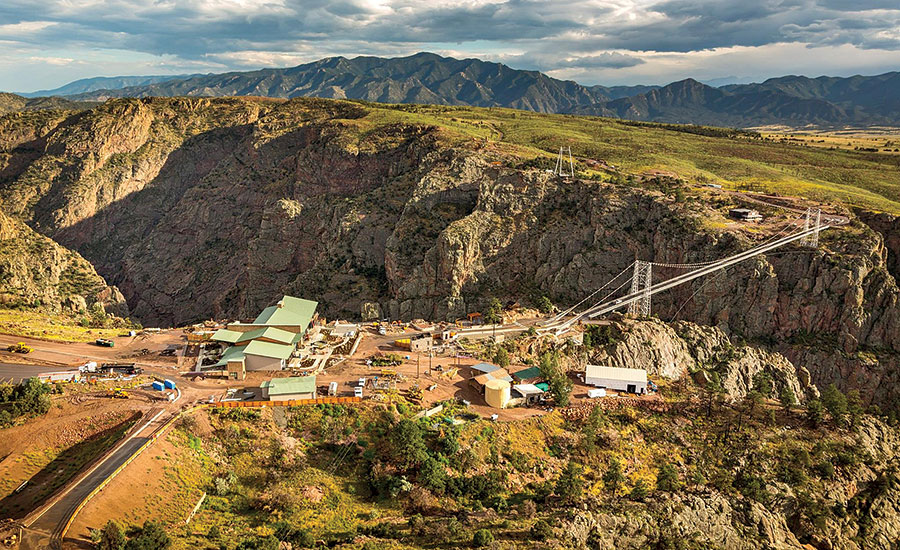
[12,52,900,128]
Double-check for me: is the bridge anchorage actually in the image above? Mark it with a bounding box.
[799,208,822,248]
[554,146,574,177]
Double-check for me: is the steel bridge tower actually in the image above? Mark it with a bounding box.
[628,260,652,317]
[555,146,574,177]
[800,208,822,248]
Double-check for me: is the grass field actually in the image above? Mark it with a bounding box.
[0,309,123,342]
[349,102,900,214]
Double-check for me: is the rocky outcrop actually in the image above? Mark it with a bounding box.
[588,319,814,401]
[0,210,126,315]
[567,492,804,549]
[1,96,899,409]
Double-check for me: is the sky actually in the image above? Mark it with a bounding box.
[1,0,899,92]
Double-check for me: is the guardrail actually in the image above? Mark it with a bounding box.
[58,404,209,541]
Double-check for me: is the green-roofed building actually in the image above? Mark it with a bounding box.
[512,366,542,382]
[242,340,295,371]
[253,295,318,330]
[261,376,317,400]
[234,326,296,345]
[211,329,243,344]
[227,295,318,339]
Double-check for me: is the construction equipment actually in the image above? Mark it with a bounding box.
[380,368,398,378]
[107,388,129,399]
[6,342,33,354]
[407,384,423,402]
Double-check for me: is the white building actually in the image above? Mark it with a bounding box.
[585,365,648,394]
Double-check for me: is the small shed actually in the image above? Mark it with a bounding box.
[585,365,648,394]
[729,208,763,222]
[512,383,546,405]
[512,366,542,383]
[470,368,513,393]
[470,362,501,376]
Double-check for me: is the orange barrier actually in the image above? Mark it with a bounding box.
[217,396,362,408]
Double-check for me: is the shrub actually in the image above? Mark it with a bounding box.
[531,519,553,540]
[98,521,126,550]
[656,462,680,492]
[629,479,649,501]
[472,529,494,547]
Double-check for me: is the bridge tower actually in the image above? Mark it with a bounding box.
[555,146,574,177]
[627,260,652,317]
[800,208,822,248]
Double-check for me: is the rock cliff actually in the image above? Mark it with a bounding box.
[1,96,899,410]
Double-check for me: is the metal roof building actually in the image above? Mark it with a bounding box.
[585,365,648,394]
[261,376,317,400]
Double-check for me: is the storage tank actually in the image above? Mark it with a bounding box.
[151,381,164,391]
[163,379,176,390]
[484,379,511,409]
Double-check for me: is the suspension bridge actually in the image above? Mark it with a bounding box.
[540,207,846,334]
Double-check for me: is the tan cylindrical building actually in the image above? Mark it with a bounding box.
[484,379,511,409]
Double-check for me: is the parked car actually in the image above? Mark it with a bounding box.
[95,338,114,347]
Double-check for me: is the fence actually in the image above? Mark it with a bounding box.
[58,405,209,541]
[217,396,362,408]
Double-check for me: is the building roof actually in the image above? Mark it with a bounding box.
[471,362,500,374]
[513,383,545,396]
[235,326,296,345]
[512,366,542,381]
[243,340,294,360]
[262,376,317,396]
[585,365,647,383]
[211,329,243,344]
[473,368,512,385]
[535,382,550,392]
[211,344,247,368]
[253,295,318,329]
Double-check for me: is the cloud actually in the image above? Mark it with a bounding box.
[0,0,898,91]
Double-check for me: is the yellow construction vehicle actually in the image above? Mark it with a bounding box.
[6,342,33,354]
[107,388,129,399]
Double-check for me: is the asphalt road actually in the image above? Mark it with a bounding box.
[0,363,77,383]
[20,409,169,549]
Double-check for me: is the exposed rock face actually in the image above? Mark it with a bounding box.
[568,492,804,549]
[1,96,900,410]
[0,210,126,315]
[588,319,813,401]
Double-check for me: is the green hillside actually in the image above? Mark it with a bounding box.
[353,102,900,214]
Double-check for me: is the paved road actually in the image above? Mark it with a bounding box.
[0,363,77,383]
[20,409,169,549]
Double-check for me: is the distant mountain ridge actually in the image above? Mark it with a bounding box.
[14,53,900,127]
[20,74,199,98]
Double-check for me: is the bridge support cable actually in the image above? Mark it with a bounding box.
[627,260,652,317]
[579,223,830,321]
[544,261,636,324]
